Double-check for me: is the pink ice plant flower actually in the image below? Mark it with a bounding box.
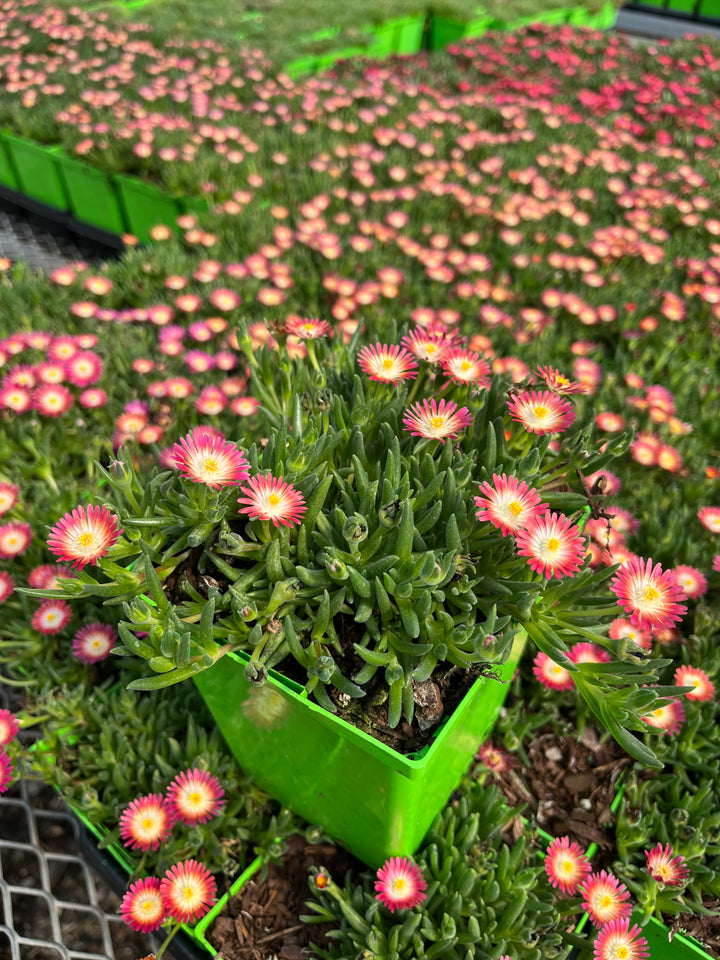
[375,857,427,912]
[47,505,122,569]
[545,836,591,895]
[474,474,548,538]
[645,843,690,886]
[609,556,687,631]
[402,398,473,443]
[169,430,250,488]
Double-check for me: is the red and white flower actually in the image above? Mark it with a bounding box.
[673,564,708,599]
[357,343,418,382]
[674,664,715,702]
[515,512,586,579]
[609,557,687,631]
[47,504,122,569]
[533,651,574,692]
[119,794,175,851]
[0,750,13,794]
[0,521,32,559]
[403,398,473,443]
[238,475,306,528]
[374,857,427,913]
[536,365,586,394]
[645,843,690,886]
[169,430,250,488]
[32,384,74,417]
[697,506,720,534]
[641,698,685,736]
[0,482,19,515]
[0,709,20,747]
[441,348,491,387]
[507,390,576,434]
[0,571,13,605]
[580,870,632,927]
[72,623,117,663]
[545,836,591,895]
[285,316,332,340]
[160,859,217,923]
[32,599,72,635]
[166,768,225,825]
[593,919,649,960]
[474,474,547,537]
[120,877,166,933]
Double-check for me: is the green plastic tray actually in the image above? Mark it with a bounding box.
[55,152,127,234]
[1,134,70,211]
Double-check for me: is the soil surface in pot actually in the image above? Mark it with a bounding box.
[208,834,363,959]
[670,899,720,955]
[488,724,631,865]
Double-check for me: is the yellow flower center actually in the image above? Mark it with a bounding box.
[600,894,613,908]
[183,885,195,901]
[430,416,445,430]
[382,358,394,369]
[142,817,154,830]
[189,791,202,806]
[533,405,548,418]
[562,860,574,873]
[391,878,407,892]
[268,494,280,506]
[643,586,659,602]
[461,361,471,371]
[203,457,219,474]
[548,538,560,552]
[79,532,94,547]
[617,949,628,960]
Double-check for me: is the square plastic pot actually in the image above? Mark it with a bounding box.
[114,173,183,243]
[1,134,70,212]
[55,152,127,235]
[368,16,426,56]
[194,631,526,869]
[0,136,19,190]
[428,16,469,50]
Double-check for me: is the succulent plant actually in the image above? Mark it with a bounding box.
[305,778,573,959]
[33,324,671,763]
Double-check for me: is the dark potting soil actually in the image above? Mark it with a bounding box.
[670,899,720,955]
[207,834,364,960]
[491,724,632,865]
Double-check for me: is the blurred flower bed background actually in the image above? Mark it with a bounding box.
[1,0,720,956]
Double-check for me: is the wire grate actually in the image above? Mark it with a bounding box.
[0,198,119,272]
[0,683,167,960]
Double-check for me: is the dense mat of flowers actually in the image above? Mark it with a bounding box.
[1,11,720,958]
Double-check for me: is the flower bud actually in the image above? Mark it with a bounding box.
[244,660,268,685]
[379,498,402,526]
[342,514,368,543]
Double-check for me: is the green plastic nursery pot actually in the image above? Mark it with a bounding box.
[1,134,70,211]
[368,16,426,57]
[114,173,183,243]
[194,631,526,869]
[428,16,469,50]
[0,136,19,190]
[641,916,713,959]
[55,153,127,235]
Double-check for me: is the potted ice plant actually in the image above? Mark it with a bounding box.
[33,320,680,865]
